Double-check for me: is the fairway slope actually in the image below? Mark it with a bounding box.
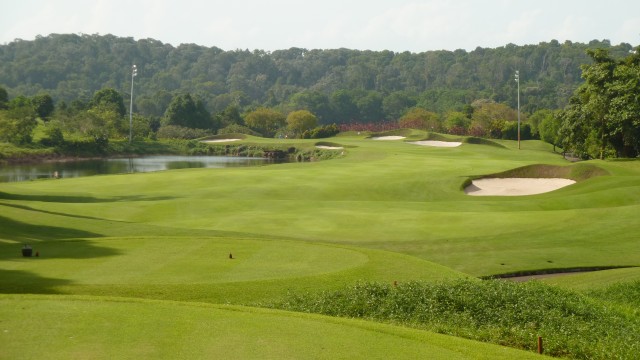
[0,294,549,360]
[0,236,466,303]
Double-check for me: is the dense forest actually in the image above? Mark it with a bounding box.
[0,34,634,121]
[1,34,638,159]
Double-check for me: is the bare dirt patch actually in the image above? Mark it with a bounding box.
[371,136,406,140]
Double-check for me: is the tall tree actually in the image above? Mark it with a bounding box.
[0,85,8,109]
[90,88,126,117]
[0,97,37,144]
[31,93,55,119]
[398,107,441,131]
[560,48,640,158]
[244,107,285,137]
[164,93,211,129]
[286,110,317,137]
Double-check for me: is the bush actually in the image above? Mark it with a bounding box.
[157,125,212,139]
[302,124,340,139]
[272,279,640,359]
[217,124,261,136]
[39,123,65,147]
[501,122,533,140]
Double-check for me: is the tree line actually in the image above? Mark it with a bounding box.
[0,34,638,158]
[0,34,634,120]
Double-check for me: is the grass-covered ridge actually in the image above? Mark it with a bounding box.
[271,279,640,359]
[484,163,609,181]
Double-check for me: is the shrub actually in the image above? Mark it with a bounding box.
[157,125,212,139]
[272,279,640,359]
[217,124,260,137]
[302,124,340,139]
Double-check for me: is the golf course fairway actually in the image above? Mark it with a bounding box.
[1,131,639,358]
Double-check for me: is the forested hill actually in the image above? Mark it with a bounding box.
[0,34,634,121]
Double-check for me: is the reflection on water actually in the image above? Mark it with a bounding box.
[0,156,269,183]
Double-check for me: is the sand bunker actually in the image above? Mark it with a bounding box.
[465,178,576,196]
[201,138,242,143]
[409,140,462,147]
[371,136,406,140]
[315,145,344,150]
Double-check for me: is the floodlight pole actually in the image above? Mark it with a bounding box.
[515,70,520,150]
[129,64,137,144]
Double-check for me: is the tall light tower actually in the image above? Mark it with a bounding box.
[515,70,521,150]
[129,64,137,144]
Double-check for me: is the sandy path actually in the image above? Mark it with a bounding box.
[465,178,576,196]
[315,145,344,150]
[409,140,462,147]
[371,136,406,140]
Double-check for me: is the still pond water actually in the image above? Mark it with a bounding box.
[0,156,270,183]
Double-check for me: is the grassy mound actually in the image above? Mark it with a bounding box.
[272,279,640,359]
[463,136,506,148]
[0,236,465,304]
[483,163,608,181]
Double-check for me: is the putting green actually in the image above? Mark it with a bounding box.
[0,295,548,360]
[2,237,369,284]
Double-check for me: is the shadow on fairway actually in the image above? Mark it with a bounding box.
[0,269,72,294]
[0,215,102,244]
[0,191,176,203]
[0,214,121,261]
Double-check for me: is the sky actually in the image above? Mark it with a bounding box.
[1,0,639,52]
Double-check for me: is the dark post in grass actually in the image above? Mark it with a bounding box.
[537,336,543,354]
[21,244,32,257]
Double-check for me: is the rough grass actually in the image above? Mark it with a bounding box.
[272,279,640,359]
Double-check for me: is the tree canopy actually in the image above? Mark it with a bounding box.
[163,93,212,130]
[0,34,634,124]
[286,110,318,137]
[559,48,640,158]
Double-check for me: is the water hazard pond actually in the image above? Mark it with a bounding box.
[0,156,271,183]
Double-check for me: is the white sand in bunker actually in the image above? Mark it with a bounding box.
[315,145,344,150]
[465,178,576,196]
[200,138,242,143]
[409,140,462,147]
[371,136,406,140]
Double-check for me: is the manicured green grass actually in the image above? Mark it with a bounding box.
[1,237,464,303]
[3,135,637,277]
[0,294,549,360]
[1,133,639,358]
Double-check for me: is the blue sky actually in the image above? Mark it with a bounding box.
[1,0,639,52]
